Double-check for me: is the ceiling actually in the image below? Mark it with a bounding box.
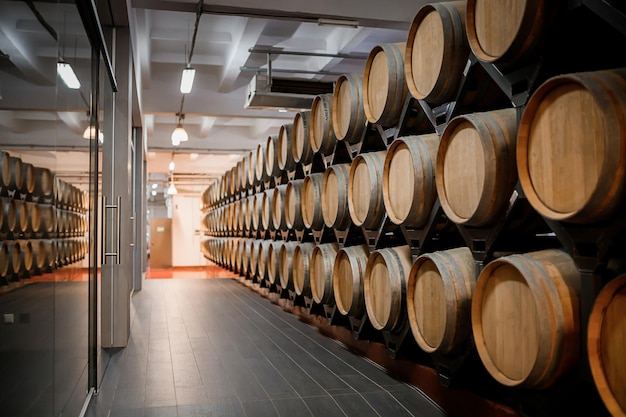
[0,0,429,193]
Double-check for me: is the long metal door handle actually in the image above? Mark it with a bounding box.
[101,195,106,265]
[115,195,121,265]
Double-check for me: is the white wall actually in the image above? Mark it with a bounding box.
[171,194,207,266]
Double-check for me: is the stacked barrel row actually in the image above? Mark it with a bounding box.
[1,151,89,284]
[201,2,626,416]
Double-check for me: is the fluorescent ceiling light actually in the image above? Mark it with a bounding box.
[317,18,359,28]
[180,67,196,94]
[151,183,158,189]
[168,160,175,171]
[57,61,81,89]
[167,182,178,195]
[151,190,157,196]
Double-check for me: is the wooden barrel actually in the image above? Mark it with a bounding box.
[266,241,281,285]
[240,154,250,191]
[405,1,469,104]
[588,274,626,417]
[33,167,54,199]
[1,197,16,233]
[466,0,560,66]
[363,43,409,127]
[14,200,29,235]
[278,124,296,171]
[472,249,580,388]
[436,108,518,226]
[18,240,34,273]
[334,245,370,317]
[517,69,626,223]
[234,160,243,194]
[332,73,367,145]
[293,110,314,164]
[7,156,23,193]
[311,93,337,155]
[285,179,304,230]
[322,163,351,229]
[20,162,35,195]
[0,151,11,191]
[257,240,272,281]
[25,202,40,234]
[249,239,262,278]
[365,245,413,332]
[310,242,339,305]
[7,241,22,278]
[251,193,263,231]
[383,134,439,227]
[31,239,54,273]
[271,184,288,231]
[243,196,253,231]
[293,242,316,297]
[302,173,324,230]
[255,141,268,184]
[348,150,387,229]
[279,241,297,290]
[265,135,282,178]
[247,149,257,189]
[261,189,275,231]
[54,177,68,208]
[0,241,9,279]
[407,247,476,354]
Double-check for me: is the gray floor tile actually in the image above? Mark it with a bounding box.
[241,399,280,417]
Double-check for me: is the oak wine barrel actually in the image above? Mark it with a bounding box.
[285,179,304,230]
[311,93,337,155]
[348,150,387,229]
[472,249,580,388]
[302,173,324,230]
[261,189,275,231]
[271,184,288,231]
[265,135,282,178]
[0,151,11,192]
[293,242,316,297]
[407,247,475,354]
[332,73,367,145]
[383,134,439,227]
[279,241,298,290]
[322,163,351,229]
[256,240,272,282]
[588,274,626,417]
[266,241,281,285]
[278,124,296,171]
[405,1,469,104]
[247,149,257,189]
[7,240,22,278]
[293,110,314,164]
[363,43,409,127]
[0,241,9,279]
[517,69,626,223]
[466,0,560,66]
[364,245,413,332]
[255,141,269,184]
[436,108,518,226]
[334,245,370,317]
[20,162,35,195]
[1,197,16,233]
[310,242,339,305]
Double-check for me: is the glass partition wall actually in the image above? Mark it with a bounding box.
[0,1,108,415]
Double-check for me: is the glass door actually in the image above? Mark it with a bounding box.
[0,0,101,415]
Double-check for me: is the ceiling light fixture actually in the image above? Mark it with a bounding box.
[171,113,188,145]
[151,183,158,189]
[180,66,196,94]
[169,160,175,171]
[57,60,81,89]
[167,182,178,195]
[83,124,104,143]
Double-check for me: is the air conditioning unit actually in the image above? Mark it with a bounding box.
[244,74,334,111]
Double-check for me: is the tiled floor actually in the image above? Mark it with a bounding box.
[85,278,447,417]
